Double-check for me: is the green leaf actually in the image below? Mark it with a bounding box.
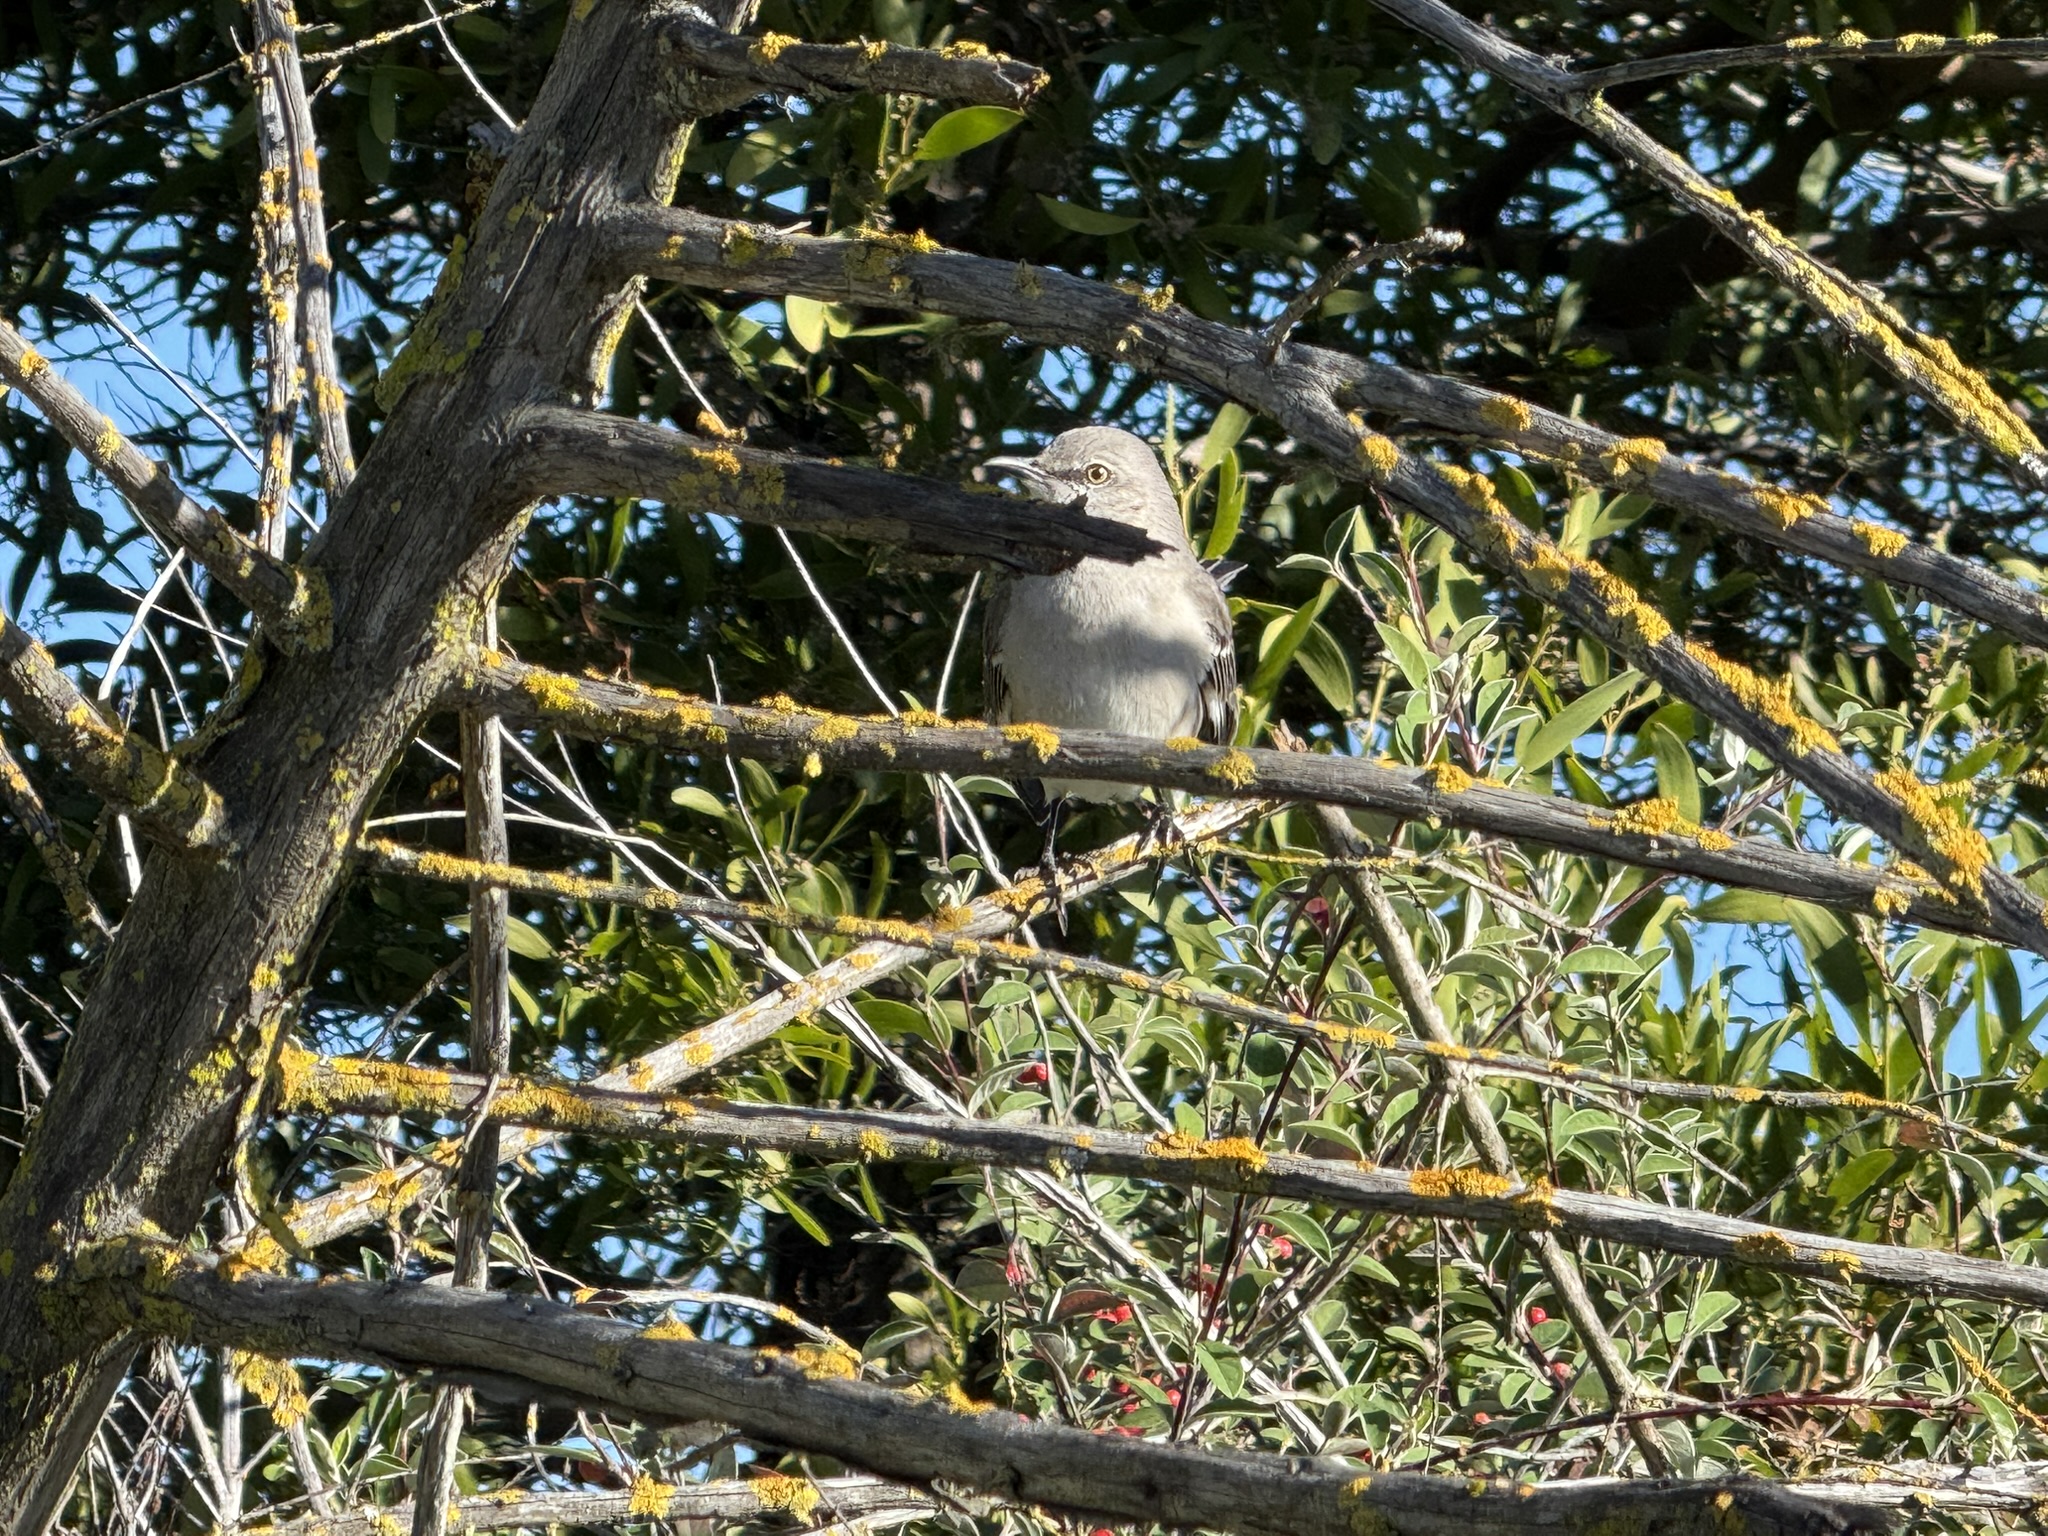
[1293,620,1356,713]
[1692,890,1790,925]
[1826,1147,1898,1206]
[913,106,1026,161]
[1196,1343,1245,1397]
[1036,195,1142,235]
[670,786,729,817]
[1644,719,1703,825]
[1373,620,1436,691]
[1201,452,1246,561]
[785,295,828,353]
[1248,580,1337,703]
[1199,403,1252,474]
[763,1186,833,1246]
[1521,669,1642,771]
[1560,945,1641,976]
[504,918,554,961]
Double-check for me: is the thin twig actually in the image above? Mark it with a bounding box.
[1263,229,1462,361]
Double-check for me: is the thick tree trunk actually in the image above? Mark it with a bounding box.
[0,3,742,1525]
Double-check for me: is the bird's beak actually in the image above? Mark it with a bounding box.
[981,455,1081,505]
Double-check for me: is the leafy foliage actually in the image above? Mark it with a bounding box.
[6,0,2048,1531]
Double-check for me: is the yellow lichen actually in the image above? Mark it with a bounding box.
[1000,721,1060,760]
[1421,761,1473,794]
[937,39,992,58]
[1816,1248,1863,1277]
[1894,32,1944,51]
[627,1473,677,1518]
[1359,433,1401,476]
[1208,749,1257,789]
[751,1473,822,1521]
[749,32,795,63]
[858,1128,893,1161]
[1682,641,1839,756]
[229,1350,309,1427]
[1785,35,1825,48]
[641,1316,695,1341]
[773,1341,862,1379]
[93,418,124,464]
[1732,1230,1799,1261]
[1751,484,1827,529]
[1834,28,1868,46]
[809,713,860,745]
[1873,766,1991,892]
[940,1380,993,1413]
[1143,1131,1269,1173]
[1598,437,1663,480]
[1409,1166,1512,1200]
[1851,519,1908,558]
[1510,1178,1560,1229]
[1478,397,1533,434]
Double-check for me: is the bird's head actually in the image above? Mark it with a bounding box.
[981,426,1184,543]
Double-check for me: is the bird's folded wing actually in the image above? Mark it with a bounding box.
[1197,573,1239,747]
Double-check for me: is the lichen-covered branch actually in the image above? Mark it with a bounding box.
[253,1476,935,1536]
[249,0,355,498]
[1363,0,2048,487]
[359,835,2032,1161]
[607,207,2048,660]
[275,1045,2048,1307]
[0,319,328,651]
[456,654,1985,940]
[0,613,227,851]
[245,800,1260,1259]
[1568,33,2048,110]
[0,735,108,940]
[504,406,1160,573]
[102,1255,1882,1536]
[661,19,1046,108]
[608,208,2048,958]
[247,16,303,558]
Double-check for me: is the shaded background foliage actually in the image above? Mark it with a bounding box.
[6,0,2048,1529]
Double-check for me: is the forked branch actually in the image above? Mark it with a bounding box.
[661,20,1047,107]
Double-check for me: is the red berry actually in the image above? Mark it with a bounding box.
[1270,1236,1294,1260]
[1113,1303,1132,1323]
[1551,1361,1572,1380]
[1020,1062,1049,1086]
[1527,1305,1548,1327]
[1115,1425,1145,1437]
[1093,1529,1115,1536]
[1120,1398,1142,1414]
[1114,1379,1134,1396]
[1164,1387,1182,1407]
[1472,1411,1491,1426]
[1081,1366,1097,1382]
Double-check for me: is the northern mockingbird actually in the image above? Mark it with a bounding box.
[981,426,1239,897]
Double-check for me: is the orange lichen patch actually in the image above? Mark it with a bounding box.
[751,1473,822,1522]
[1507,1178,1560,1228]
[1682,641,1839,756]
[1870,881,1913,918]
[990,877,1047,913]
[938,1380,994,1413]
[1409,1165,1512,1200]
[1732,1230,1799,1262]
[1001,722,1060,760]
[807,713,860,746]
[1751,484,1827,529]
[14,344,50,379]
[770,1341,862,1379]
[1143,1131,1269,1173]
[628,1473,677,1518]
[1598,437,1663,480]
[1950,1337,2048,1434]
[1421,761,1474,794]
[1816,1248,1863,1277]
[1713,1084,1764,1104]
[756,692,803,714]
[219,1228,288,1282]
[937,39,993,58]
[748,31,795,62]
[1207,749,1258,789]
[1872,766,1991,892]
[1850,519,1908,558]
[229,1350,309,1427]
[641,1317,696,1341]
[684,1040,714,1066]
[1321,1021,1399,1051]
[1437,463,1508,517]
[1478,397,1533,434]
[1602,797,1730,851]
[688,445,742,477]
[899,707,948,729]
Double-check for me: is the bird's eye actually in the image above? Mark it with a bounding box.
[1084,463,1112,485]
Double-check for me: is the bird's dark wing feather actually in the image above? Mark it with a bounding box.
[1196,568,1239,747]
